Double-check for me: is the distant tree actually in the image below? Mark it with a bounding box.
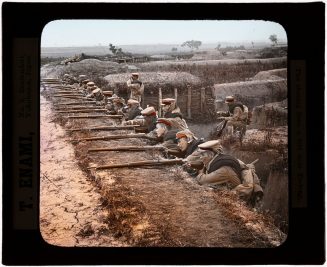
[251,41,254,48]
[109,43,125,56]
[269,34,278,46]
[181,40,202,51]
[171,47,178,52]
[216,44,221,51]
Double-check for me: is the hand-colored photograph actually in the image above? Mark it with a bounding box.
[40,19,288,247]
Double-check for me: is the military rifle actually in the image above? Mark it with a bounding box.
[87,145,165,152]
[88,158,185,170]
[67,125,140,132]
[66,133,157,142]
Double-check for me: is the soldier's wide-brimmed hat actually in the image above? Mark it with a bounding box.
[87,81,95,87]
[225,95,235,103]
[176,129,195,140]
[82,79,90,84]
[79,75,87,78]
[127,99,140,105]
[161,98,176,105]
[92,88,101,94]
[198,140,223,153]
[141,106,156,116]
[186,149,214,169]
[131,72,139,77]
[156,118,172,126]
[112,98,125,104]
[103,90,113,96]
[64,74,70,77]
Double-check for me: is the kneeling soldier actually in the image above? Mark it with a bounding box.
[216,95,248,138]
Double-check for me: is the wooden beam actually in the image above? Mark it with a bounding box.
[158,87,162,117]
[200,87,206,112]
[187,84,192,119]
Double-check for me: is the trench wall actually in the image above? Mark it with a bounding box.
[138,57,287,85]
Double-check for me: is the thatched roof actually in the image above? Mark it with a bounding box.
[65,59,119,71]
[252,68,287,80]
[137,57,287,67]
[104,71,201,85]
[213,79,287,108]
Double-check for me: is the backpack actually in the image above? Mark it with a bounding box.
[247,110,252,125]
[240,105,249,122]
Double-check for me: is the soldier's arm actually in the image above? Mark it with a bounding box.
[216,111,229,117]
[196,167,233,185]
[231,107,243,121]
[124,118,145,126]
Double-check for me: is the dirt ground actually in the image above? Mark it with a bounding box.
[40,89,286,247]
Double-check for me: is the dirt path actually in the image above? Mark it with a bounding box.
[40,95,126,247]
[40,87,284,247]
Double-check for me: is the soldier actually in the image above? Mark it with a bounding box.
[103,90,114,104]
[86,87,104,103]
[79,79,90,95]
[186,140,263,204]
[216,95,249,138]
[78,75,87,85]
[146,118,190,157]
[123,99,143,121]
[123,106,158,132]
[175,129,204,158]
[62,74,78,85]
[86,81,96,94]
[126,72,144,103]
[107,97,125,115]
[161,98,183,119]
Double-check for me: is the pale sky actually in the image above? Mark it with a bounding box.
[41,20,287,47]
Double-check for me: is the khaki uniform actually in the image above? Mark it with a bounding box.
[197,166,241,187]
[126,78,144,102]
[218,103,248,137]
[187,140,263,203]
[232,160,264,203]
[87,88,104,102]
[124,106,157,132]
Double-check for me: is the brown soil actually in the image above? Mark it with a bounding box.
[40,89,286,247]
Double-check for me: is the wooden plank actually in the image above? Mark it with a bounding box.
[158,87,162,117]
[200,87,206,112]
[174,88,178,103]
[187,84,192,119]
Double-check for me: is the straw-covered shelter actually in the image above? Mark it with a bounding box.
[213,78,287,110]
[104,72,215,120]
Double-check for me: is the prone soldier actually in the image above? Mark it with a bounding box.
[186,140,263,205]
[123,99,143,121]
[161,98,183,119]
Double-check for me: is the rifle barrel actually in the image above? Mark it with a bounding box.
[66,115,123,119]
[54,101,96,105]
[67,133,156,142]
[88,145,164,152]
[67,125,139,131]
[88,159,184,170]
[57,109,107,113]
